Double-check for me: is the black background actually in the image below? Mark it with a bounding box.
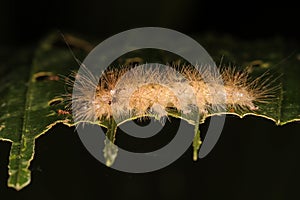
[0,0,299,199]
[0,0,299,46]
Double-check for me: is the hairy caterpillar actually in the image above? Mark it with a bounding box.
[66,63,278,124]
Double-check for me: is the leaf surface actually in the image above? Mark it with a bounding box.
[0,33,299,190]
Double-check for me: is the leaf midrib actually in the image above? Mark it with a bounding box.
[15,65,35,185]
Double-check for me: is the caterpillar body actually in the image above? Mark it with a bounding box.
[67,63,278,124]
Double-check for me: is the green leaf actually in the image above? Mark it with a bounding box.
[0,33,299,190]
[0,34,76,190]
